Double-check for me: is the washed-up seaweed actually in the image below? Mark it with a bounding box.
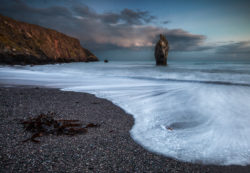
[21,112,100,143]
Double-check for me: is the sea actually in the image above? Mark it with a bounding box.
[1,60,250,165]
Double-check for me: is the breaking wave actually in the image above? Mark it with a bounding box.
[1,61,250,165]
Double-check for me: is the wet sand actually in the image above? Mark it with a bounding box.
[0,86,249,172]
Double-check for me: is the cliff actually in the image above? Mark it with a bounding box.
[0,15,98,65]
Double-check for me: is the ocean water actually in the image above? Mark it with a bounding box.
[1,60,250,165]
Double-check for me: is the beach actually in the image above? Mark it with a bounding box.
[0,86,250,172]
[1,0,250,171]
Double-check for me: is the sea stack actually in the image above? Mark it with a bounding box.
[154,34,169,66]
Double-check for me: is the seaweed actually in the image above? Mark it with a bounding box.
[21,112,100,143]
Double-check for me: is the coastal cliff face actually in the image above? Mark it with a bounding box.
[154,34,169,66]
[0,15,98,65]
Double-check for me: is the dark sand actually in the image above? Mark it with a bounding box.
[0,86,250,172]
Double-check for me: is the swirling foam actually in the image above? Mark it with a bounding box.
[1,61,250,165]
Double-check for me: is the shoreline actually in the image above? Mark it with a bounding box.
[0,86,250,172]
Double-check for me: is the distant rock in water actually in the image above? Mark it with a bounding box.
[104,59,109,63]
[154,34,169,66]
[0,15,98,65]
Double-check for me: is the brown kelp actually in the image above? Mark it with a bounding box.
[21,112,100,143]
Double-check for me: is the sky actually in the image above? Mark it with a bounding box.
[0,0,250,61]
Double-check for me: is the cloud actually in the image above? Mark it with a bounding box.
[164,29,211,51]
[216,41,250,54]
[120,8,156,24]
[72,4,155,25]
[71,4,153,25]
[0,0,209,52]
[162,20,170,24]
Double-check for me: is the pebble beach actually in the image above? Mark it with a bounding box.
[0,86,250,172]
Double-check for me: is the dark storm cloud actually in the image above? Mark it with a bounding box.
[73,4,155,25]
[164,29,211,51]
[216,41,250,54]
[162,20,170,24]
[0,0,73,29]
[0,0,209,51]
[0,0,72,19]
[120,8,156,24]
[72,4,97,18]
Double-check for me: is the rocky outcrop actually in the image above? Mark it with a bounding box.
[0,14,98,65]
[154,34,169,66]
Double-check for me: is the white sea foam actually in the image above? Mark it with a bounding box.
[1,61,250,165]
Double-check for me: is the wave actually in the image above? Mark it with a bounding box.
[1,61,250,165]
[129,76,250,87]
